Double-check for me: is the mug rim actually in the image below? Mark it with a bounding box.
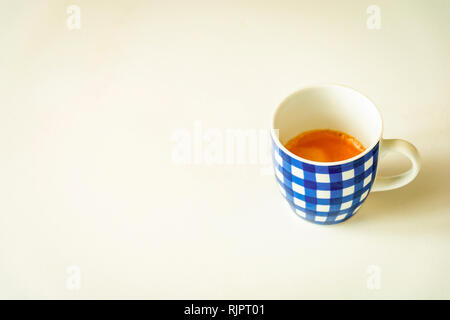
[271,83,384,166]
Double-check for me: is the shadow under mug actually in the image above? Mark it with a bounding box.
[271,84,421,225]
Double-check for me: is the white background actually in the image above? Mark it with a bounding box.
[0,0,449,299]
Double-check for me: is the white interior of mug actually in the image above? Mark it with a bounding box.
[272,84,383,164]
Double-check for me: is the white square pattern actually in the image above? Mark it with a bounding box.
[360,190,369,201]
[364,157,373,171]
[294,198,306,208]
[274,147,376,224]
[315,173,330,183]
[316,204,330,212]
[275,167,284,183]
[316,190,331,199]
[342,169,355,180]
[340,200,352,210]
[342,185,354,196]
[275,152,283,166]
[353,205,362,214]
[291,165,304,179]
[335,213,347,221]
[292,182,305,195]
[315,216,327,222]
[363,173,372,187]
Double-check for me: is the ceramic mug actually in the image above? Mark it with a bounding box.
[271,84,421,224]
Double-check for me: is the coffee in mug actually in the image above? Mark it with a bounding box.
[284,129,365,162]
[271,84,421,224]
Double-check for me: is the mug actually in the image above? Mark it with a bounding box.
[271,84,421,224]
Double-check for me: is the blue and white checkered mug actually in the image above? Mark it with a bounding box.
[271,84,421,224]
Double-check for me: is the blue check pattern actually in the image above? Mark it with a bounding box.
[272,139,379,224]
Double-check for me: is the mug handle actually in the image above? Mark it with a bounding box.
[371,139,421,192]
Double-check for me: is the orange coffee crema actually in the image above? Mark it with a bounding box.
[284,129,366,162]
